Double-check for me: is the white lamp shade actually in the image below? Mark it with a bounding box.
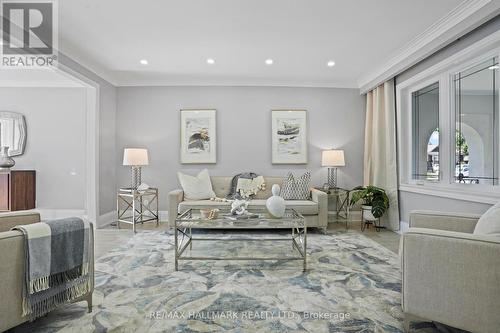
[322,150,345,167]
[123,148,149,166]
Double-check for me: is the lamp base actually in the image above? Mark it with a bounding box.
[130,166,142,189]
[327,167,338,189]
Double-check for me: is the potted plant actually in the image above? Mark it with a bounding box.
[350,185,390,221]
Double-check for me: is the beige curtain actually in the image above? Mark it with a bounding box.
[364,79,400,231]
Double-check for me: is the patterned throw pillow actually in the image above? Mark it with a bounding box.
[280,172,311,200]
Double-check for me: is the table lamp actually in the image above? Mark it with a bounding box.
[322,149,345,189]
[123,148,149,189]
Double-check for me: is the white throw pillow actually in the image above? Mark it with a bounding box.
[236,176,266,199]
[474,201,500,237]
[177,169,216,200]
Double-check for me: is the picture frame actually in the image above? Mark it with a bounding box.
[180,109,217,164]
[271,109,308,164]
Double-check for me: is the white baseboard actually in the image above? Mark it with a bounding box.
[15,209,165,229]
[34,209,86,221]
[95,210,169,228]
[396,221,409,234]
[159,210,168,223]
[327,210,362,221]
[98,211,117,228]
[349,210,362,221]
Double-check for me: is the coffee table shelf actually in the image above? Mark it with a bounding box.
[174,208,307,271]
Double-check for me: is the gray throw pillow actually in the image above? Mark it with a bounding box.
[280,172,311,200]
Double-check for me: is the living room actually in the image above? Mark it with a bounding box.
[0,1,499,332]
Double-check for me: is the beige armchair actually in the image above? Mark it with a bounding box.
[0,212,94,332]
[400,210,500,333]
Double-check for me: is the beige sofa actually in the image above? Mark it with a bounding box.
[0,212,94,332]
[400,210,500,333]
[168,176,328,229]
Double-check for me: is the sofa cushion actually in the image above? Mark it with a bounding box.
[178,169,216,200]
[179,200,231,212]
[178,199,318,216]
[254,177,283,199]
[249,200,318,215]
[474,201,500,237]
[210,176,284,199]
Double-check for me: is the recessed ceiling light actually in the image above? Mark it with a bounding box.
[206,58,215,65]
[327,60,335,67]
[265,59,274,65]
[140,59,148,65]
[489,65,499,70]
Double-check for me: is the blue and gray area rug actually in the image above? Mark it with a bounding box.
[14,230,450,332]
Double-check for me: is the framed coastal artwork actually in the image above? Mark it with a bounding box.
[180,109,217,164]
[271,110,308,164]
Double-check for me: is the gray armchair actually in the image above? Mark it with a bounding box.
[400,210,500,333]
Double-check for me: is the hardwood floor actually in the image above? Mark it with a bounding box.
[95,219,401,259]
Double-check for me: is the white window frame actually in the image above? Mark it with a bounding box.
[396,30,500,204]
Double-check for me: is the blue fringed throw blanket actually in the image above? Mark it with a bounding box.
[12,217,92,320]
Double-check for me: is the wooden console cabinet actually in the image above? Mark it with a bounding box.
[0,170,36,211]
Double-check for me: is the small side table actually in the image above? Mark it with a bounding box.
[314,187,350,229]
[117,187,159,233]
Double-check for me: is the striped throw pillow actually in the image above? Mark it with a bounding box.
[280,172,311,200]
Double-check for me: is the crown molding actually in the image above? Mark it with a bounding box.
[0,80,83,87]
[2,19,118,86]
[114,79,359,89]
[358,0,499,93]
[58,44,119,86]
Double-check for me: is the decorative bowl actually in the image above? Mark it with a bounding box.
[200,208,219,219]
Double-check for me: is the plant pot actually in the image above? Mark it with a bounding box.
[361,205,377,221]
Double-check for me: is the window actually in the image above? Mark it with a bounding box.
[397,45,500,201]
[411,82,439,181]
[454,57,499,185]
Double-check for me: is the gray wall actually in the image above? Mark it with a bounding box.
[399,191,491,222]
[116,86,365,210]
[396,16,500,223]
[97,82,117,215]
[0,87,87,209]
[59,53,117,216]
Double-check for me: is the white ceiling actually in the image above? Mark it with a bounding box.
[57,0,479,88]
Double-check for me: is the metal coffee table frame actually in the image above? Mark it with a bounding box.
[174,208,307,272]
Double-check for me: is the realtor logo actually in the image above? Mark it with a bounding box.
[1,0,58,67]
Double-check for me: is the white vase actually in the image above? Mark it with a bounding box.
[266,184,286,218]
[0,146,15,170]
[362,205,377,221]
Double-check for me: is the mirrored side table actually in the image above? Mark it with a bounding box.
[314,187,350,229]
[117,187,159,233]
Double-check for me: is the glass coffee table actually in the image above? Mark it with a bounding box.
[174,208,307,271]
